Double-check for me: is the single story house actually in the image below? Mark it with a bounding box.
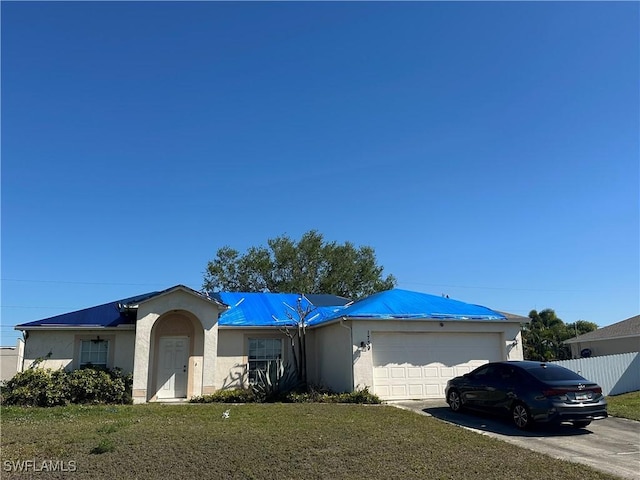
[564,315,640,358]
[15,285,526,403]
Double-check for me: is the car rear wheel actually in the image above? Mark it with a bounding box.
[572,421,591,428]
[511,402,532,429]
[447,389,462,412]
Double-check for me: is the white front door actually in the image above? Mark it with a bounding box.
[157,336,189,399]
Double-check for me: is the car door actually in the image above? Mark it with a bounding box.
[459,364,497,407]
[484,364,519,411]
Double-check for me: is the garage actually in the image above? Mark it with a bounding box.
[372,332,503,400]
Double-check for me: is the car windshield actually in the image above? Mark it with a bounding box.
[525,364,586,382]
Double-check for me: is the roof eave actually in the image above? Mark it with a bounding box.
[218,325,288,330]
[309,315,518,328]
[15,325,135,331]
[564,332,640,344]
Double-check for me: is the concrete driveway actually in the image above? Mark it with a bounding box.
[391,400,640,480]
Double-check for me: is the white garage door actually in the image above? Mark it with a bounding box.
[372,332,502,400]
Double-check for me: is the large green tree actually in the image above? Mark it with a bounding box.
[522,309,598,361]
[203,230,396,299]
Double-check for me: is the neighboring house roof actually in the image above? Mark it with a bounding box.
[322,289,507,321]
[496,311,530,323]
[564,315,640,344]
[15,285,226,330]
[213,292,346,327]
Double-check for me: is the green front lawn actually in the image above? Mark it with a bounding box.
[0,403,619,480]
[607,391,640,421]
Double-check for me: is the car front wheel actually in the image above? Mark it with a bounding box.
[511,402,532,429]
[447,389,462,412]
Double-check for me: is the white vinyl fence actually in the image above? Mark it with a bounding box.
[552,352,639,396]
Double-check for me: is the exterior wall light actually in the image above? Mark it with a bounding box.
[360,331,371,351]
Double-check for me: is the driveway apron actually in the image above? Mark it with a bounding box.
[391,400,640,480]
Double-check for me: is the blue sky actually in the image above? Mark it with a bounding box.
[2,2,638,345]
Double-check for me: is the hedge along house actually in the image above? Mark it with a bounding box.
[15,286,526,402]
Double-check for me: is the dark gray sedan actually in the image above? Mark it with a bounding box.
[445,361,608,429]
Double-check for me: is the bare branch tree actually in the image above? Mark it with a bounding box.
[277,296,317,385]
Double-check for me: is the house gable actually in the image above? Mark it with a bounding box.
[565,315,640,344]
[564,315,640,358]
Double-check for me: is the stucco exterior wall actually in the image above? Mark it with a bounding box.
[21,329,135,372]
[113,331,136,372]
[349,319,523,393]
[307,321,352,393]
[569,336,639,359]
[216,328,293,389]
[22,330,74,370]
[0,339,24,381]
[132,288,222,403]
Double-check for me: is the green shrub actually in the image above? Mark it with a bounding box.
[251,362,302,403]
[1,368,69,407]
[190,388,256,403]
[284,385,333,403]
[0,367,132,407]
[108,368,133,404]
[68,369,126,404]
[284,386,382,404]
[335,387,382,404]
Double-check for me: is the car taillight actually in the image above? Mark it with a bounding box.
[543,387,601,399]
[542,389,569,399]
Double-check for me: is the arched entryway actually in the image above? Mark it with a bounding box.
[130,285,224,404]
[149,311,204,401]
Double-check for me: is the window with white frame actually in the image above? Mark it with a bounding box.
[80,339,109,368]
[248,338,282,383]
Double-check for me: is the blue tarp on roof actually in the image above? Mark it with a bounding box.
[16,291,161,328]
[322,289,506,321]
[213,292,346,327]
[15,286,230,329]
[16,288,505,330]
